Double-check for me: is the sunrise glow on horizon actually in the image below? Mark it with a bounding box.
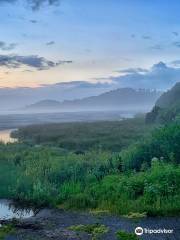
[0,0,180,89]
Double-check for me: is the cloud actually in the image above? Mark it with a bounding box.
[142,35,151,40]
[28,0,60,11]
[0,0,16,3]
[173,41,180,48]
[117,68,148,74]
[131,34,136,38]
[172,31,179,36]
[0,41,17,51]
[0,54,72,70]
[46,41,55,45]
[0,0,61,10]
[30,19,38,23]
[170,60,180,66]
[150,44,163,50]
[109,61,180,90]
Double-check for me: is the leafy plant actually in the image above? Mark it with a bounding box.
[68,224,109,240]
[116,230,139,240]
[0,225,15,240]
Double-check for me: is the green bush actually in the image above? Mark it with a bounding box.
[68,224,109,240]
[121,123,180,170]
[0,225,15,240]
[116,230,139,240]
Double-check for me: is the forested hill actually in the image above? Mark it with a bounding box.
[25,88,161,112]
[146,82,180,124]
[156,82,180,108]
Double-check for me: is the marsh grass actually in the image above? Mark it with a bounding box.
[0,225,15,240]
[116,230,139,240]
[0,123,180,216]
[68,223,109,240]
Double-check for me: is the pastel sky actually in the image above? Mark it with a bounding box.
[1,0,180,88]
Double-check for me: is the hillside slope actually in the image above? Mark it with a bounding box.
[146,82,180,123]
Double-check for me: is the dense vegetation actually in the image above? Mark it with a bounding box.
[156,82,180,108]
[0,121,180,216]
[146,82,180,124]
[121,123,180,170]
[11,118,151,152]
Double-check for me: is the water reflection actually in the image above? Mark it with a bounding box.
[0,199,34,220]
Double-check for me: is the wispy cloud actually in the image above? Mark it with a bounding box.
[30,0,60,11]
[170,60,180,66]
[30,19,38,23]
[0,41,17,51]
[150,44,164,50]
[0,0,61,10]
[0,54,72,70]
[108,62,180,90]
[172,31,179,36]
[46,41,55,45]
[172,41,180,48]
[117,68,148,74]
[142,35,151,40]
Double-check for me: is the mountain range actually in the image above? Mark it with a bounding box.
[25,88,162,113]
[1,61,180,112]
[0,81,114,111]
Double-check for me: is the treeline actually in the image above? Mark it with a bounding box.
[11,118,151,152]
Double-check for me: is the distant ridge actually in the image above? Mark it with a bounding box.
[25,100,61,110]
[25,88,162,113]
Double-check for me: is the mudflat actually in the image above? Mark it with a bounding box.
[3,209,180,240]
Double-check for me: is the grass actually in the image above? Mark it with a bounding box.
[116,230,139,240]
[89,209,110,216]
[0,225,15,240]
[123,212,147,219]
[68,223,109,240]
[0,121,179,217]
[0,142,179,216]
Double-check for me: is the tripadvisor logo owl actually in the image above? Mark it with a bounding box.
[135,226,174,235]
[135,227,143,236]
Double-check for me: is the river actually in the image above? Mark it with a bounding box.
[0,206,179,240]
[0,199,34,220]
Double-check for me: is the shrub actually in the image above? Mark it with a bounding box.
[116,230,139,240]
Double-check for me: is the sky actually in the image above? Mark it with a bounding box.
[1,0,180,89]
